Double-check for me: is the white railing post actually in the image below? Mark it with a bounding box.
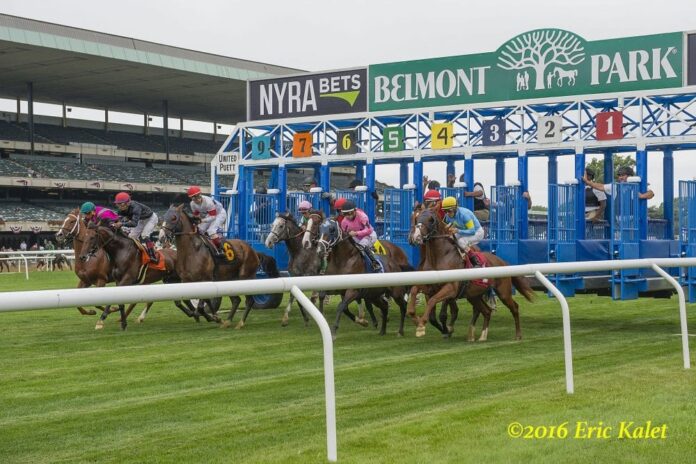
[651,264,691,369]
[290,286,337,462]
[534,271,574,394]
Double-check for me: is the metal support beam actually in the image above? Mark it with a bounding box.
[575,151,586,240]
[399,162,409,188]
[548,153,558,186]
[663,148,674,239]
[603,151,613,221]
[366,162,376,221]
[413,160,424,203]
[495,156,505,186]
[463,157,474,211]
[518,155,529,239]
[636,148,648,240]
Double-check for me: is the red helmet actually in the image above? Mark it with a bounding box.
[114,192,131,204]
[334,197,347,211]
[187,186,202,197]
[423,189,441,201]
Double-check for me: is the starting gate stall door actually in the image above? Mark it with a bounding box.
[383,188,418,266]
[217,190,239,239]
[334,189,367,212]
[548,183,583,296]
[286,191,322,214]
[610,181,645,300]
[490,185,521,264]
[679,180,696,302]
[439,186,466,205]
[246,191,287,268]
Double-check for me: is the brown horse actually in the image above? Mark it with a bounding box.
[79,225,191,330]
[160,204,280,329]
[55,209,113,316]
[316,218,411,337]
[409,208,535,340]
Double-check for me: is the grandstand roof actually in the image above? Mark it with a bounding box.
[0,14,303,124]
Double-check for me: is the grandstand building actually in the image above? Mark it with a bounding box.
[0,13,310,248]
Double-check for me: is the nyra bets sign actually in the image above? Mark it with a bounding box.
[369,30,683,111]
[248,68,367,121]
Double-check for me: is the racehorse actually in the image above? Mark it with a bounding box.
[79,224,192,330]
[160,203,280,329]
[316,218,411,337]
[409,208,535,340]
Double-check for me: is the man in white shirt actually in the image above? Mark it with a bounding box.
[583,168,607,221]
[582,166,654,200]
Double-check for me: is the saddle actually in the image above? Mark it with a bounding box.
[361,253,384,274]
[130,238,166,271]
[201,235,235,264]
[462,250,491,289]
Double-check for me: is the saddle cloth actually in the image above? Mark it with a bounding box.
[361,254,385,274]
[131,238,166,271]
[464,250,490,289]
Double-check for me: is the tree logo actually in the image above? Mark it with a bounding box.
[497,29,586,91]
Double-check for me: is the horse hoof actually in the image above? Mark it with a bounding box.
[396,332,403,337]
[281,317,289,327]
[235,322,245,330]
[137,317,144,324]
[415,326,426,337]
[95,322,104,330]
[442,333,451,339]
[221,320,231,329]
[121,325,127,331]
[193,316,201,323]
[356,318,369,328]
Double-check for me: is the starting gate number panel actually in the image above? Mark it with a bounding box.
[383,126,404,152]
[537,116,563,144]
[292,132,313,157]
[431,123,453,149]
[482,119,506,146]
[596,111,624,140]
[251,135,272,159]
[337,129,358,154]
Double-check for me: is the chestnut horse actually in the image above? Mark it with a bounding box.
[160,204,280,329]
[409,208,535,340]
[79,225,191,330]
[316,218,412,337]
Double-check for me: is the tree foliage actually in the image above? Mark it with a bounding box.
[585,155,636,183]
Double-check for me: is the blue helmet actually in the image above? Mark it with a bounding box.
[80,202,96,214]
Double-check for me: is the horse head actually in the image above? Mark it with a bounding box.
[411,209,438,245]
[79,224,109,262]
[316,218,342,256]
[55,208,82,245]
[160,204,195,244]
[266,212,299,249]
[301,210,324,250]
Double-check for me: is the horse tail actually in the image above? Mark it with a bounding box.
[257,252,280,278]
[511,276,535,302]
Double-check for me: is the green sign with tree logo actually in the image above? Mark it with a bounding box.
[369,30,683,111]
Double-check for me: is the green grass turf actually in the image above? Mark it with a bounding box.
[0,271,694,463]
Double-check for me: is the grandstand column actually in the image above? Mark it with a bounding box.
[365,161,376,221]
[104,108,109,131]
[62,103,68,128]
[399,162,409,187]
[163,100,170,164]
[27,81,34,156]
[413,157,424,203]
[495,156,505,186]
[463,156,474,211]
[574,150,586,240]
[517,152,529,239]
[636,147,649,240]
[663,148,674,239]
[179,118,184,138]
[16,98,20,123]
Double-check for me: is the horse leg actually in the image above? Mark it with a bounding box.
[467,298,482,342]
[447,299,459,336]
[497,281,522,340]
[235,296,254,329]
[76,280,97,316]
[182,300,201,322]
[405,285,420,324]
[119,304,128,331]
[417,283,457,338]
[372,297,389,336]
[333,290,360,338]
[395,297,407,337]
[95,305,111,330]
[137,303,154,323]
[204,299,222,323]
[173,300,197,319]
[223,295,242,328]
[362,300,378,328]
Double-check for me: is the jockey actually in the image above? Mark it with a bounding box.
[80,202,119,226]
[187,185,227,250]
[298,200,314,227]
[423,189,445,219]
[113,192,159,264]
[340,199,382,272]
[441,196,484,267]
[333,197,347,225]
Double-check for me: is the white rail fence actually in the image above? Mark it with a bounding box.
[0,249,75,279]
[1,257,694,462]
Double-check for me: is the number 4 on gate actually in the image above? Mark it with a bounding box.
[431,123,453,150]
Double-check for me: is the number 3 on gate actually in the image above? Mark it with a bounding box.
[292,132,313,157]
[431,123,453,150]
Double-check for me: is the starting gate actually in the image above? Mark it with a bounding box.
[218,190,239,239]
[382,186,418,266]
[490,184,522,264]
[548,181,583,296]
[610,180,646,299]
[679,180,696,302]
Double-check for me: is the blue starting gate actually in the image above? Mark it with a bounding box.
[382,187,418,266]
[218,190,239,239]
[286,191,322,213]
[679,180,696,302]
[610,181,646,300]
[334,188,367,211]
[548,182,583,296]
[490,184,523,264]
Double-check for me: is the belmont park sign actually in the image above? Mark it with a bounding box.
[369,29,684,111]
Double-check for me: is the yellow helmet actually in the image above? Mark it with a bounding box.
[442,196,457,209]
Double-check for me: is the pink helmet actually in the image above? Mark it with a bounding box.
[298,200,312,212]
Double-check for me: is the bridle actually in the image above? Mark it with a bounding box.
[57,213,81,242]
[267,214,306,245]
[415,210,453,243]
[317,218,346,255]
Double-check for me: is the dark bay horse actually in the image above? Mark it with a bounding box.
[316,218,411,337]
[161,204,280,329]
[409,209,535,341]
[79,225,189,330]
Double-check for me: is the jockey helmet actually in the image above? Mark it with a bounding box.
[423,189,441,202]
[616,166,634,177]
[298,200,312,212]
[80,202,96,214]
[341,199,356,213]
[114,192,131,204]
[334,197,347,211]
[187,185,202,197]
[442,196,458,210]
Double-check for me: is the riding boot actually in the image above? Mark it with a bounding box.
[211,236,222,254]
[319,255,328,275]
[145,239,159,264]
[363,246,383,273]
[467,250,481,268]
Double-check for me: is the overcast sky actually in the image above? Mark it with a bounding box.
[2,0,695,205]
